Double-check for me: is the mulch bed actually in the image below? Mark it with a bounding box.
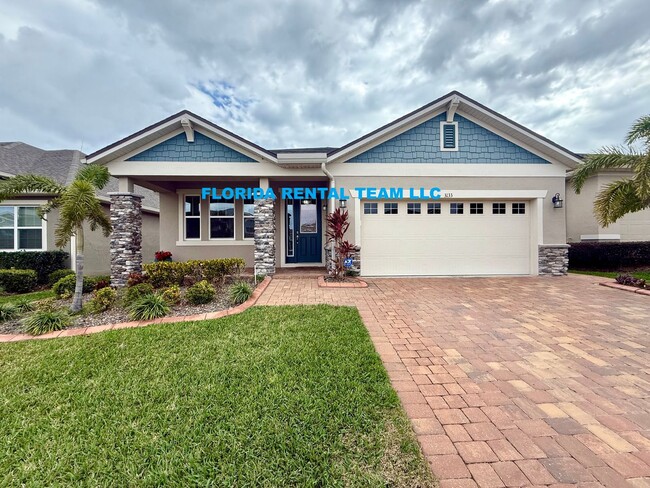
[0,278,257,335]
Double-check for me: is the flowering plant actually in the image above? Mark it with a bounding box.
[155,250,173,262]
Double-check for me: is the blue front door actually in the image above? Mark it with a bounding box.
[286,198,322,263]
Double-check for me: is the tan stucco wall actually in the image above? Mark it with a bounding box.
[566,172,650,242]
[335,175,567,245]
[80,205,160,276]
[158,192,255,266]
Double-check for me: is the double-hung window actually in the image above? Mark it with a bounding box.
[184,196,201,239]
[243,198,255,239]
[210,197,235,239]
[0,206,45,251]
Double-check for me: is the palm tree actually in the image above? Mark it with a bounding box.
[0,165,112,312]
[571,115,650,226]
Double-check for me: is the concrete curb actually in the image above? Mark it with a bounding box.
[599,281,650,296]
[0,276,273,343]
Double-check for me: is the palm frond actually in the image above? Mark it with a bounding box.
[0,174,64,201]
[626,115,650,146]
[54,180,103,247]
[593,179,649,226]
[75,164,111,190]
[86,200,112,237]
[632,153,650,200]
[570,146,642,193]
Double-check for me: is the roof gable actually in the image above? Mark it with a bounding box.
[347,113,548,164]
[127,132,256,162]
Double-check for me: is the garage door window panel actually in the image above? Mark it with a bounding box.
[428,203,441,214]
[470,203,483,215]
[364,203,378,214]
[384,203,398,214]
[493,203,506,214]
[450,203,464,215]
[407,203,421,214]
[512,203,526,214]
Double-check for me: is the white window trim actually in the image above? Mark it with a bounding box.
[440,121,459,152]
[242,199,255,240]
[209,196,236,241]
[183,194,201,241]
[363,202,378,215]
[0,205,47,252]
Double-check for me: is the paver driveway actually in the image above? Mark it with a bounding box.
[258,274,650,487]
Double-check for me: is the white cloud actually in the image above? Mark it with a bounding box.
[0,0,648,154]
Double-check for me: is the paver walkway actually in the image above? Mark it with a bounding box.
[259,274,650,487]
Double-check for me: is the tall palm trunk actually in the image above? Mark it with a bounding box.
[71,226,84,312]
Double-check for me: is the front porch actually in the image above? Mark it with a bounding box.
[107,177,331,286]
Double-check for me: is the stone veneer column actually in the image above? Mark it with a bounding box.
[109,192,143,287]
[254,199,276,275]
[538,244,570,276]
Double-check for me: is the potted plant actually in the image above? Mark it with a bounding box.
[326,208,356,281]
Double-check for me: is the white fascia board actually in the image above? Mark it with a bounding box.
[327,97,454,164]
[87,115,277,165]
[348,189,547,199]
[105,161,325,178]
[86,118,182,165]
[330,163,567,177]
[460,99,582,169]
[277,152,328,164]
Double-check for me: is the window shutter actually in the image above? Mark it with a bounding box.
[443,123,456,149]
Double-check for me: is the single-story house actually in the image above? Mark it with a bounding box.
[0,142,160,276]
[83,91,649,284]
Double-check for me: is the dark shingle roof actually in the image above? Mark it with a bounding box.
[0,142,159,211]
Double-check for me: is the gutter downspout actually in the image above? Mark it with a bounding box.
[321,162,336,273]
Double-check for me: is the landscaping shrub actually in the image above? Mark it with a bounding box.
[569,241,650,271]
[92,277,111,291]
[48,269,75,287]
[161,285,181,306]
[124,283,155,306]
[0,303,18,322]
[230,281,253,305]
[616,273,647,289]
[0,250,68,284]
[127,272,146,287]
[186,280,215,305]
[0,269,38,293]
[90,287,117,313]
[22,306,71,335]
[128,293,170,321]
[12,297,35,314]
[52,274,96,298]
[143,258,245,288]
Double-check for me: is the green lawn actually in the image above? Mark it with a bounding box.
[0,305,433,487]
[570,270,650,281]
[0,289,54,305]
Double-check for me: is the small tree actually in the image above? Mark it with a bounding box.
[326,208,356,280]
[0,165,112,312]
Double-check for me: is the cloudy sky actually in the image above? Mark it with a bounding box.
[1,0,649,154]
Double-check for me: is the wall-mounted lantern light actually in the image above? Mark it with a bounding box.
[339,199,347,209]
[552,193,564,208]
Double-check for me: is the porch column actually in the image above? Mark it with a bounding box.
[254,198,276,276]
[109,192,143,287]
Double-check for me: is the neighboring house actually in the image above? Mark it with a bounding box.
[0,142,160,276]
[84,91,648,283]
[566,166,650,243]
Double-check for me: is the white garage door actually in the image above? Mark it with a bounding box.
[361,200,531,276]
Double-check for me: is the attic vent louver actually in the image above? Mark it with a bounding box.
[440,122,458,151]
